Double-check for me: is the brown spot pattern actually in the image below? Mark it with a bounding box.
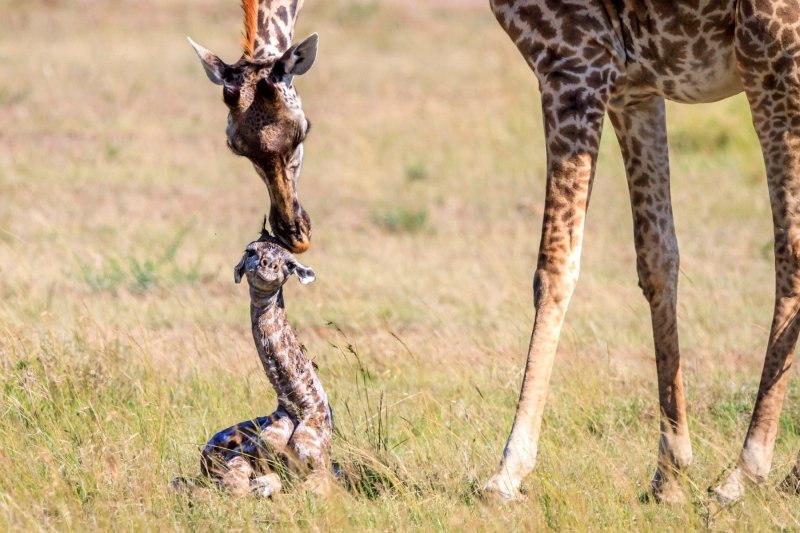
[201,238,332,496]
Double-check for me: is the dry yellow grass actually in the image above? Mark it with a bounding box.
[1,0,799,530]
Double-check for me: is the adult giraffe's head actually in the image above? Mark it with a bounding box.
[189,0,317,253]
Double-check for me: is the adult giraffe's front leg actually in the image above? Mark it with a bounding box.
[609,97,692,504]
[712,0,800,504]
[485,74,616,500]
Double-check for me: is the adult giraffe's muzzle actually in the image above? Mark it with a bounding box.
[269,203,311,254]
[255,154,312,254]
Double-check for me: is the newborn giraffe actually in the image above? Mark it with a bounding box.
[200,233,333,497]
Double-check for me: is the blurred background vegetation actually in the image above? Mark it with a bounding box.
[0,0,798,529]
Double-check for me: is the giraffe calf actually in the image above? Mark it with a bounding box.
[196,234,333,498]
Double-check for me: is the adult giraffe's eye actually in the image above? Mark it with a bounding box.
[223,83,240,107]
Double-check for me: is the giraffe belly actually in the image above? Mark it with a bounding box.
[626,49,743,104]
[620,0,743,104]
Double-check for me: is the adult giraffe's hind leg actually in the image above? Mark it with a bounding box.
[609,97,692,504]
[484,63,619,500]
[712,0,800,505]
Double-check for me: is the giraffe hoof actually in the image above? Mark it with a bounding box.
[251,473,282,499]
[302,472,334,497]
[482,474,524,502]
[650,469,687,505]
[708,467,747,507]
[779,468,800,495]
[650,481,687,505]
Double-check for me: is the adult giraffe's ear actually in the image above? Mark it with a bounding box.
[274,33,319,80]
[286,259,316,285]
[188,37,227,85]
[234,253,247,284]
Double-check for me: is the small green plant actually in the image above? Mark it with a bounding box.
[129,258,157,292]
[0,86,26,105]
[80,258,125,292]
[404,161,429,182]
[371,207,429,234]
[78,227,203,293]
[343,1,379,19]
[104,142,121,160]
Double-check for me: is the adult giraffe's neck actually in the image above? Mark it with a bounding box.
[249,287,330,422]
[242,0,305,62]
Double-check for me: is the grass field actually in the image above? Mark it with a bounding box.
[2,0,800,530]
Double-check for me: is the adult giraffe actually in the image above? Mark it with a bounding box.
[485,0,800,505]
[189,0,318,254]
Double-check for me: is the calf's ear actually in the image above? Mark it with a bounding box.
[234,253,247,284]
[287,259,316,285]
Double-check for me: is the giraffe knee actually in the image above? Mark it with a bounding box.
[774,236,800,299]
[287,441,324,473]
[532,265,578,310]
[532,269,548,310]
[287,427,329,475]
[219,456,254,496]
[635,246,679,303]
